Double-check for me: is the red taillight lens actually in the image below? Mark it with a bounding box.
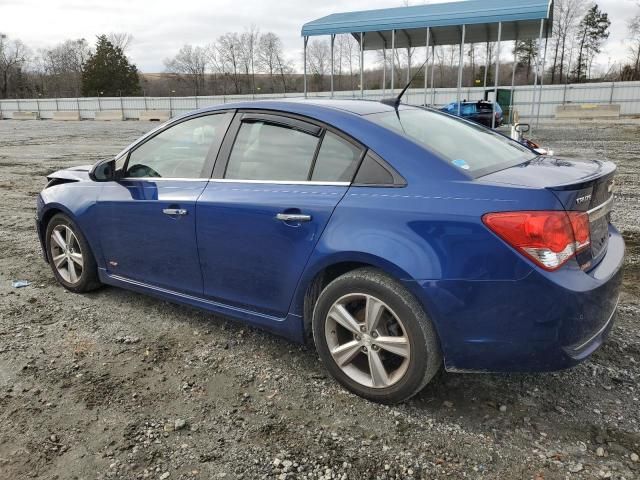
[482,211,591,271]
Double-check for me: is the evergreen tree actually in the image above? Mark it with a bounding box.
[81,35,140,96]
[573,5,610,82]
[514,40,539,83]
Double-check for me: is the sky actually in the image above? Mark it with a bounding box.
[1,0,638,74]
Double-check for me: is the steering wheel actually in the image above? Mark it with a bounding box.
[127,164,161,178]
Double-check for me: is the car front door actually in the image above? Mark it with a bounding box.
[96,111,233,295]
[196,112,364,317]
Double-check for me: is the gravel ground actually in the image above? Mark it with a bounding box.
[0,119,638,480]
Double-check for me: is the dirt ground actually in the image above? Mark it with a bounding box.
[0,119,638,480]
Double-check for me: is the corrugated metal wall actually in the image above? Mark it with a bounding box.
[1,81,639,120]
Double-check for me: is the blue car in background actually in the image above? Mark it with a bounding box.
[441,100,504,128]
[36,99,624,403]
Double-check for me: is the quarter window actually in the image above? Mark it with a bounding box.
[225,121,319,181]
[311,132,362,182]
[126,112,232,179]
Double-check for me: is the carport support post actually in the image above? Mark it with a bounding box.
[491,22,502,129]
[509,40,518,125]
[330,34,335,98]
[535,35,548,128]
[360,32,364,98]
[424,28,431,106]
[303,36,309,99]
[391,30,396,93]
[530,19,544,122]
[382,47,387,97]
[430,45,435,106]
[483,42,490,88]
[456,25,466,116]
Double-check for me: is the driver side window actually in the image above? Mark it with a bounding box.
[126,112,233,179]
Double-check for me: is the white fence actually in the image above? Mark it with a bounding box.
[1,81,639,121]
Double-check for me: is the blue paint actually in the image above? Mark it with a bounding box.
[36,99,625,373]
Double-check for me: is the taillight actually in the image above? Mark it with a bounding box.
[482,211,591,271]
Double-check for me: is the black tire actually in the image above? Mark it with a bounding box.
[45,213,101,293]
[312,268,442,404]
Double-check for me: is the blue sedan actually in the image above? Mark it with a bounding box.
[36,99,624,403]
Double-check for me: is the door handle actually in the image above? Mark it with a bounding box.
[163,208,188,216]
[276,213,312,223]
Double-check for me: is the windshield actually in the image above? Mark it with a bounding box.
[367,108,535,176]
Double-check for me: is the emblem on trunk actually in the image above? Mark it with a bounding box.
[575,194,592,205]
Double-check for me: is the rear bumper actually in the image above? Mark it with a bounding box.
[408,224,625,373]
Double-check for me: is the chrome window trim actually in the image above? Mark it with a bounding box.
[209,179,350,186]
[117,178,350,186]
[119,177,211,182]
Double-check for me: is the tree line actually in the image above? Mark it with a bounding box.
[1,0,639,100]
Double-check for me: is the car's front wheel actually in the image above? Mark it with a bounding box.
[312,268,442,404]
[45,213,101,293]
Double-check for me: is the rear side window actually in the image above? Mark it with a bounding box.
[225,121,319,181]
[368,107,534,177]
[311,132,362,182]
[460,104,475,115]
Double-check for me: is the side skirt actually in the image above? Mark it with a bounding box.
[98,269,305,343]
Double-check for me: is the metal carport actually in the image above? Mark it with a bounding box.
[302,0,553,127]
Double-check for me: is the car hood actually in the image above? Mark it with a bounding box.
[46,165,93,183]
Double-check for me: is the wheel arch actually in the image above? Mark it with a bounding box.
[39,204,96,264]
[294,252,425,343]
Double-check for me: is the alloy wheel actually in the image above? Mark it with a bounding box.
[324,293,411,389]
[50,224,84,284]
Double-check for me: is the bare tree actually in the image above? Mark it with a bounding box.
[307,39,330,91]
[0,34,30,98]
[335,34,359,91]
[39,38,90,96]
[627,7,640,80]
[164,44,208,95]
[257,32,292,93]
[215,32,243,94]
[550,0,586,84]
[107,33,134,52]
[240,26,260,95]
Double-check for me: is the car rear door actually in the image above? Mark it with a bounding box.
[96,111,233,295]
[196,111,364,317]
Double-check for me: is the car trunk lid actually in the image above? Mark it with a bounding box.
[479,156,616,269]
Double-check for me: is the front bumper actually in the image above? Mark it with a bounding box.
[409,224,625,373]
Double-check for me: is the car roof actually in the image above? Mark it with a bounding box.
[196,98,411,117]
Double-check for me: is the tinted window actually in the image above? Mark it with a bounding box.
[460,104,475,115]
[126,113,232,179]
[368,107,534,176]
[311,132,362,182]
[225,121,319,181]
[354,153,395,185]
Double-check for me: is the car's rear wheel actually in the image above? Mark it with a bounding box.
[312,268,442,404]
[45,213,101,293]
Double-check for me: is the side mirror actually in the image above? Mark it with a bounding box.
[515,123,531,134]
[89,159,116,182]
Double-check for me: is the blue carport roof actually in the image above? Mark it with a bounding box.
[302,0,553,48]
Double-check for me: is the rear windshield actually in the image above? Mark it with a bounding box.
[367,107,534,176]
